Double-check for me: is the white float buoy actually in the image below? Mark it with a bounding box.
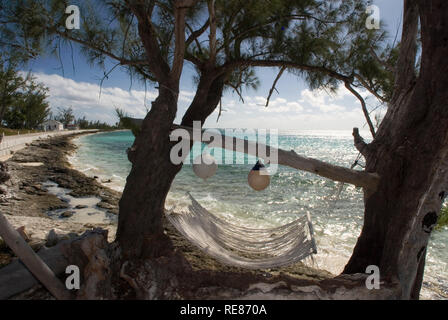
[193,153,218,180]
[248,161,270,191]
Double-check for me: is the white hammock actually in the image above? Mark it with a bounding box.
[166,193,317,269]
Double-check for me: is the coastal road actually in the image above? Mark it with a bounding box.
[0,130,99,161]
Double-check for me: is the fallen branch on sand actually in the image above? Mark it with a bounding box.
[0,227,111,300]
[0,213,72,299]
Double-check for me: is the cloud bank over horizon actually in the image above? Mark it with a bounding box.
[30,72,385,133]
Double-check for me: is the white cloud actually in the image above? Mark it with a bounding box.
[299,89,348,113]
[318,103,346,113]
[208,85,380,131]
[300,89,326,106]
[29,72,156,123]
[29,72,380,131]
[179,90,195,103]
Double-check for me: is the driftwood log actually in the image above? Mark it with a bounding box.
[0,240,69,299]
[0,213,72,299]
[0,226,110,300]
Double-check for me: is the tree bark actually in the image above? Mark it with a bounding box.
[116,70,225,259]
[343,0,448,299]
[181,72,225,126]
[116,86,181,259]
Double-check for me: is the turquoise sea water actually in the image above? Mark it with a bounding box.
[70,130,448,299]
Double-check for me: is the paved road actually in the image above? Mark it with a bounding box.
[0,130,98,160]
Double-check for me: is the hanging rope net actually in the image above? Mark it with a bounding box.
[166,193,317,269]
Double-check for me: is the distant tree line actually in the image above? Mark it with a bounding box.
[437,205,448,230]
[0,57,123,131]
[114,108,139,135]
[52,106,75,128]
[74,115,120,130]
[0,55,50,130]
[51,107,123,130]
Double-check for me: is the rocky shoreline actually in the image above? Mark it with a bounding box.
[0,132,332,299]
[0,134,120,268]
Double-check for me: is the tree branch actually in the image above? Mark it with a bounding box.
[185,51,205,68]
[353,73,387,103]
[186,23,205,56]
[0,213,72,300]
[207,0,217,64]
[99,62,121,99]
[219,59,351,82]
[352,128,371,157]
[186,20,210,47]
[228,83,245,103]
[220,60,387,110]
[122,15,134,59]
[171,2,192,81]
[171,125,380,190]
[345,81,376,138]
[0,40,38,59]
[370,46,396,74]
[54,30,147,67]
[266,66,286,108]
[132,65,157,82]
[391,0,419,106]
[126,0,171,84]
[216,98,223,123]
[219,14,346,54]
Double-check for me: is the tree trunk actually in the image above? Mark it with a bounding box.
[116,71,225,259]
[0,103,7,126]
[181,73,225,126]
[344,0,448,299]
[116,86,181,259]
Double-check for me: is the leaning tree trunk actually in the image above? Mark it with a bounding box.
[116,71,225,259]
[344,0,448,300]
[116,86,182,259]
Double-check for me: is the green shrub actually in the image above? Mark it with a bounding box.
[436,205,448,230]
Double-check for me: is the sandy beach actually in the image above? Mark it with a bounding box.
[0,132,332,299]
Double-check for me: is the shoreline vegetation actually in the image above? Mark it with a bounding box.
[437,206,448,230]
[0,128,43,136]
[0,132,332,299]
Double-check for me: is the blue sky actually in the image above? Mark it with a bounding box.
[25,0,404,131]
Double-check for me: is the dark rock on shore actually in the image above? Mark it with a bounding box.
[97,201,116,212]
[48,203,69,211]
[0,162,10,184]
[0,134,121,217]
[59,211,75,218]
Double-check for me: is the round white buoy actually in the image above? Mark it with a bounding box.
[248,161,270,191]
[193,153,218,180]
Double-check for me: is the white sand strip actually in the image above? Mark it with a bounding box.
[4,215,116,243]
[0,130,98,161]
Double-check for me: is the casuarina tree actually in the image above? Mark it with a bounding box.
[1,0,446,300]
